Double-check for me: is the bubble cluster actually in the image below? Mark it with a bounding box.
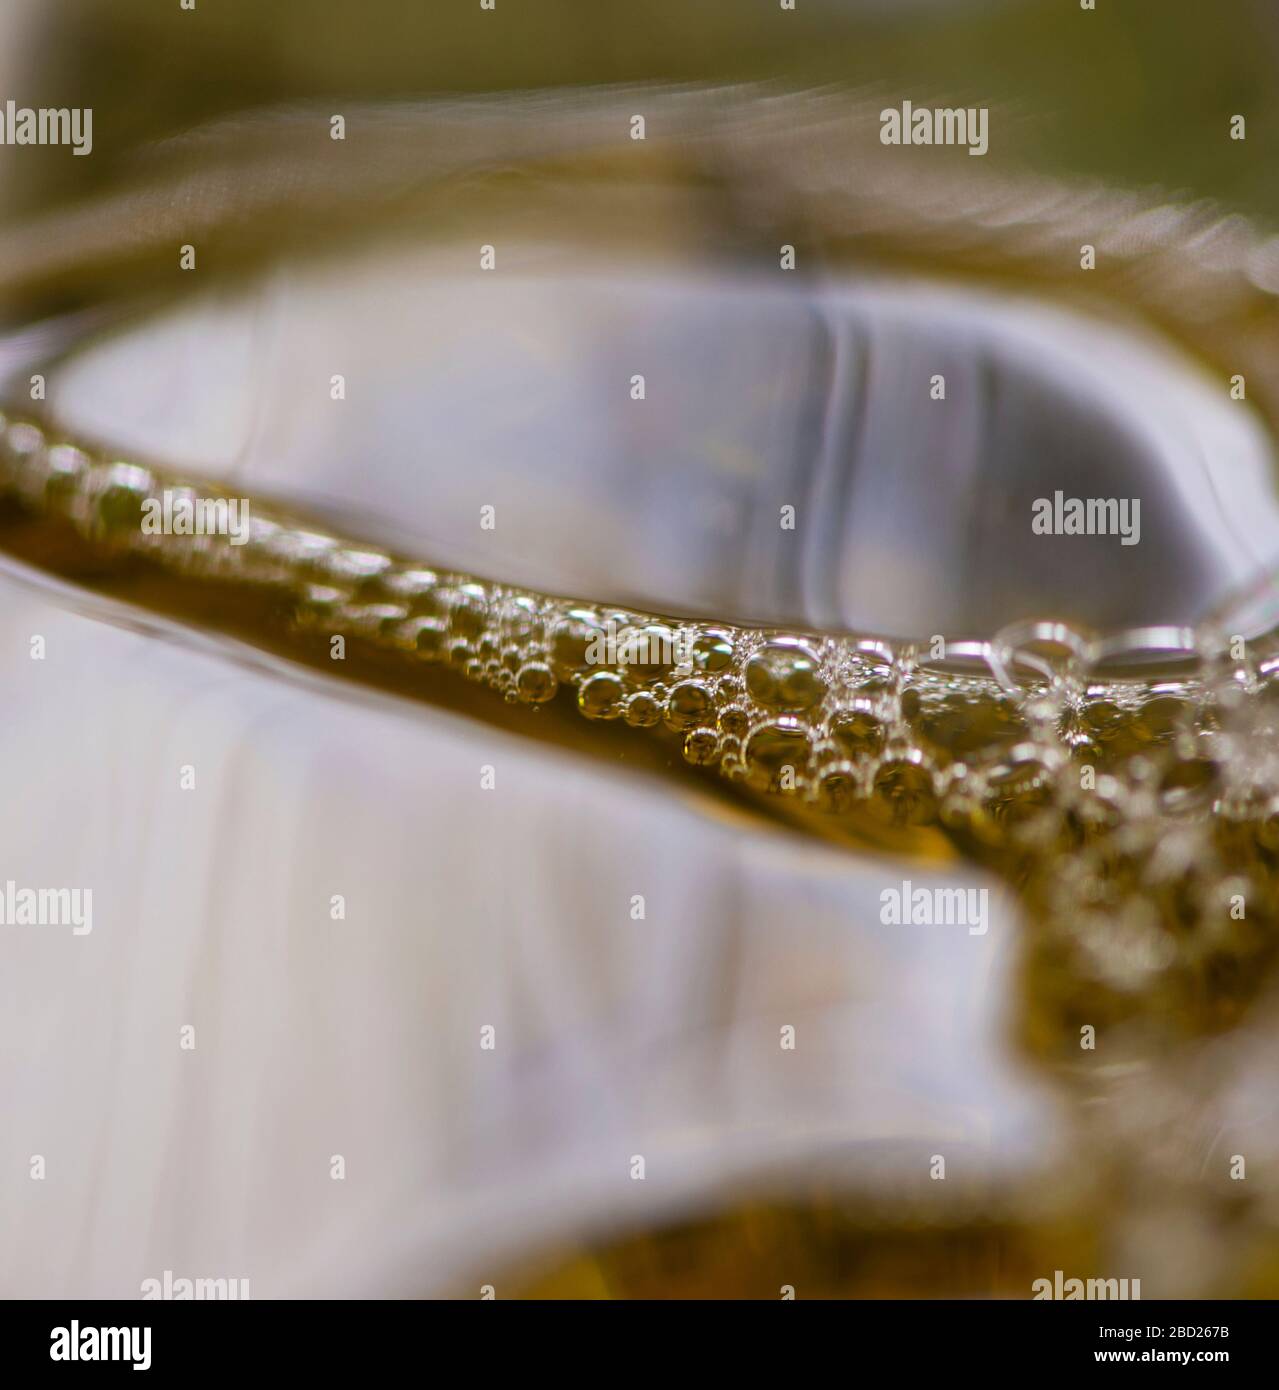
[5,409,1279,1047]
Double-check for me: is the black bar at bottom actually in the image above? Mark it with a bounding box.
[1,1297,1269,1376]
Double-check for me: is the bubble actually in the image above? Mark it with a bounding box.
[829,701,886,756]
[1135,694,1193,743]
[745,639,825,712]
[718,705,751,738]
[986,749,1055,826]
[818,767,858,813]
[324,548,393,586]
[549,609,602,676]
[578,671,625,720]
[275,528,340,579]
[1070,736,1103,766]
[516,662,558,703]
[624,692,662,727]
[664,680,713,730]
[618,624,677,683]
[745,719,812,790]
[400,616,447,660]
[351,603,408,640]
[872,756,937,825]
[918,692,1027,760]
[1082,698,1126,740]
[447,584,489,639]
[498,594,540,638]
[296,584,346,628]
[95,469,151,533]
[362,566,440,607]
[42,445,88,508]
[683,728,720,765]
[692,630,735,673]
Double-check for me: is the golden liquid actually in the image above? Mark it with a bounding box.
[4,407,1279,1298]
[6,55,1279,1295]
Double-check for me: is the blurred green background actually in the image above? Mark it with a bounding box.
[3,0,1277,223]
